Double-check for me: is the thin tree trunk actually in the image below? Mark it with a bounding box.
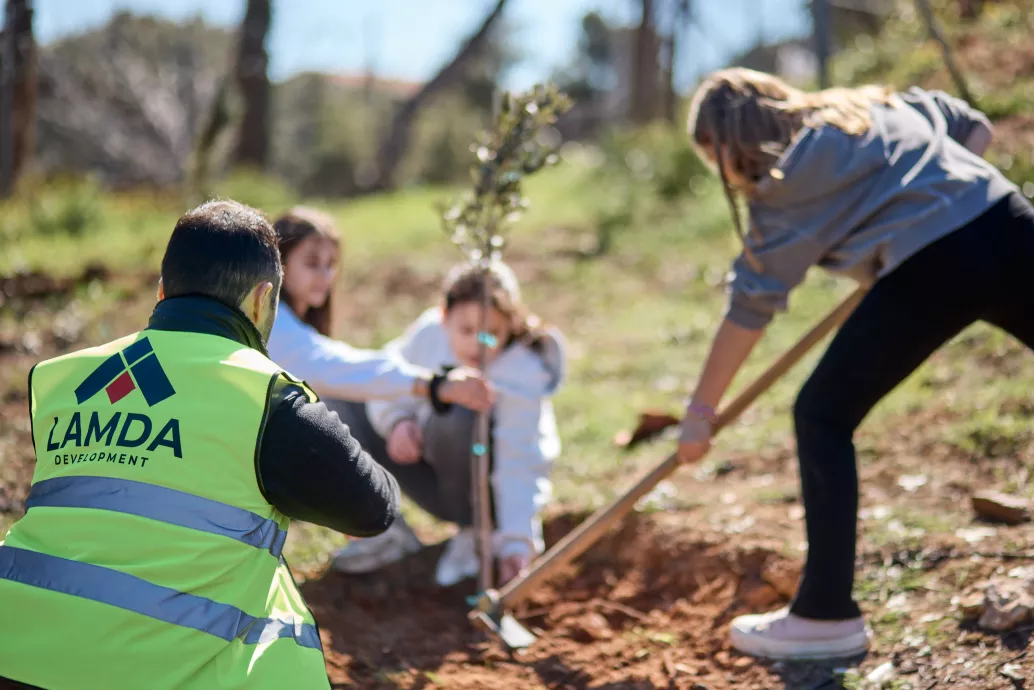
[0,25,12,198]
[631,0,658,124]
[915,0,973,103]
[189,76,233,203]
[659,6,675,123]
[1,0,33,196]
[812,0,831,89]
[10,0,33,186]
[662,0,691,124]
[368,0,509,193]
[232,0,271,169]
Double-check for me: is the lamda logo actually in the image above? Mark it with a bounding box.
[47,337,183,467]
[74,337,175,406]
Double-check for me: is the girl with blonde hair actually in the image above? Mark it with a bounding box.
[676,67,1032,660]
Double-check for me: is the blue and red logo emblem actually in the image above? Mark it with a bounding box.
[74,337,175,407]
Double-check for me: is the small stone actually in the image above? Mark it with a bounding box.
[898,659,918,675]
[1001,663,1024,681]
[761,560,801,599]
[959,592,986,619]
[740,582,781,608]
[956,525,997,543]
[898,474,928,492]
[1008,565,1034,579]
[714,651,732,668]
[971,491,1032,525]
[865,661,896,688]
[21,331,41,354]
[978,579,1034,631]
[572,612,613,641]
[733,657,753,669]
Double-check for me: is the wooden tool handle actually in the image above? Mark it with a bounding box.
[496,287,867,611]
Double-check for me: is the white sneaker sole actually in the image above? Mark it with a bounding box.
[729,627,871,660]
[330,531,422,574]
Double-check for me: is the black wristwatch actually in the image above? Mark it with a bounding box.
[428,366,455,414]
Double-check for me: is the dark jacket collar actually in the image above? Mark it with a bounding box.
[147,294,268,356]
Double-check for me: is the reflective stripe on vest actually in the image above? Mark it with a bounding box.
[0,546,320,649]
[26,476,288,558]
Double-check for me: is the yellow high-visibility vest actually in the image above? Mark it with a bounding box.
[0,328,331,690]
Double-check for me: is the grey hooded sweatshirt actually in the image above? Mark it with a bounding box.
[726,87,1017,330]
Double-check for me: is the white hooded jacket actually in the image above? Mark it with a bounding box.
[366,307,565,559]
[267,305,427,401]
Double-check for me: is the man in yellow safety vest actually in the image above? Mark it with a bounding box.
[0,200,486,689]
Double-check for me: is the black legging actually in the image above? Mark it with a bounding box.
[790,191,1034,620]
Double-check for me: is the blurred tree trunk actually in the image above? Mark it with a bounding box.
[232,0,271,169]
[631,0,660,124]
[1,0,35,197]
[659,4,675,123]
[0,25,11,197]
[368,0,509,193]
[189,76,233,203]
[660,0,691,124]
[811,0,831,89]
[958,0,983,18]
[915,0,973,103]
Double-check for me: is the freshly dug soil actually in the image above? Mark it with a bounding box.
[301,512,812,689]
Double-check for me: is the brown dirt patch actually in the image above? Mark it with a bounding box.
[300,508,1034,689]
[0,264,110,305]
[301,512,821,690]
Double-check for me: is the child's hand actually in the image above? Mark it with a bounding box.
[387,419,423,464]
[438,367,494,412]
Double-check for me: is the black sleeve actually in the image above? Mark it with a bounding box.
[257,388,400,537]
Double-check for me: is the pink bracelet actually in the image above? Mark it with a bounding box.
[686,402,718,423]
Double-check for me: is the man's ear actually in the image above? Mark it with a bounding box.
[244,281,276,325]
[156,278,165,302]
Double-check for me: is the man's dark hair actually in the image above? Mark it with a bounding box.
[161,200,283,308]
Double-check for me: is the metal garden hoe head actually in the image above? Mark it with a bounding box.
[469,589,537,650]
[468,534,539,649]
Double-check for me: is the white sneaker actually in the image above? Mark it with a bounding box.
[729,607,870,660]
[435,528,482,587]
[331,516,422,574]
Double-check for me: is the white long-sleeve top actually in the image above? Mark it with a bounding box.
[266,305,428,401]
[366,307,566,559]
